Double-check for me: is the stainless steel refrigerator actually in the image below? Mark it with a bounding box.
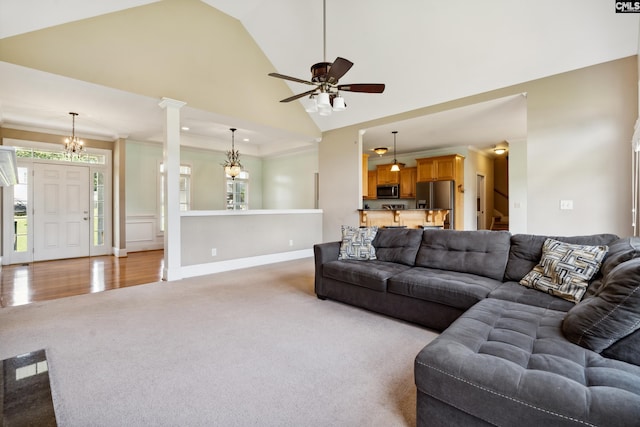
[415,180,455,228]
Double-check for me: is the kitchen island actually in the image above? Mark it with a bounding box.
[358,209,450,229]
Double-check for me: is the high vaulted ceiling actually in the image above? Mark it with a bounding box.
[0,0,638,156]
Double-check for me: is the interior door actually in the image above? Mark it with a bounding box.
[476,174,486,230]
[33,163,90,261]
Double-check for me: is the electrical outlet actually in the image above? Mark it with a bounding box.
[289,240,294,247]
[211,248,217,256]
[560,200,573,210]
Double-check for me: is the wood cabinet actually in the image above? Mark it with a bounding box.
[362,154,369,198]
[399,167,416,198]
[416,154,465,230]
[366,170,377,199]
[416,155,461,182]
[376,163,404,185]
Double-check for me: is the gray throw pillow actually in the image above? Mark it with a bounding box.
[562,257,640,354]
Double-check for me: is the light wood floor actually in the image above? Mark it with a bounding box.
[0,250,164,307]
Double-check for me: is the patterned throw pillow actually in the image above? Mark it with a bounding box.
[338,226,378,260]
[519,238,609,303]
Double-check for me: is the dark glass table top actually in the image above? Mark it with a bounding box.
[1,349,57,426]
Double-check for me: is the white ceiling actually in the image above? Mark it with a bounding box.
[0,0,637,156]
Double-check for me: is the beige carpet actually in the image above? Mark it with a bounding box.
[0,258,437,426]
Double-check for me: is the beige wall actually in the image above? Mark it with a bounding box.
[180,211,322,267]
[0,0,320,142]
[320,56,638,241]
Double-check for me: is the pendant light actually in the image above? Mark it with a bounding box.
[223,128,242,179]
[390,131,400,172]
[64,112,84,157]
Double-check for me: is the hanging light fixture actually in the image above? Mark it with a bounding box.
[223,128,242,179]
[64,112,84,157]
[390,131,401,172]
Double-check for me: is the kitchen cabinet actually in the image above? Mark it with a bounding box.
[399,167,416,198]
[416,155,462,182]
[366,170,377,199]
[362,154,369,198]
[416,154,465,230]
[377,163,404,185]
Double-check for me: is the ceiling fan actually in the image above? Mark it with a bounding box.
[268,0,385,114]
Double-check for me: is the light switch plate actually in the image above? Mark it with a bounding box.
[560,200,573,210]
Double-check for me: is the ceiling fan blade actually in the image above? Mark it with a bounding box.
[280,88,318,103]
[268,73,316,86]
[337,83,386,93]
[326,57,353,84]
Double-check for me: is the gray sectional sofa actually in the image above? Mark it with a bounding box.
[313,228,640,426]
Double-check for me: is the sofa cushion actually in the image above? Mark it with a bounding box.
[488,281,575,312]
[388,267,503,310]
[602,328,640,365]
[371,228,422,266]
[322,259,411,292]
[600,236,640,276]
[338,225,378,260]
[562,257,640,360]
[504,233,619,282]
[519,238,609,303]
[414,230,511,281]
[415,298,640,426]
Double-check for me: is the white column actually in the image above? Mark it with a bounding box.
[159,97,186,281]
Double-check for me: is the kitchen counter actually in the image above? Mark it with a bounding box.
[358,208,450,229]
[357,208,450,211]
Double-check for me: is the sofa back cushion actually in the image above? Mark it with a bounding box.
[599,237,640,276]
[414,230,511,281]
[372,228,423,266]
[504,233,619,282]
[585,237,640,298]
[562,257,640,364]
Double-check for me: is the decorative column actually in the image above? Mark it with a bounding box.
[159,97,186,281]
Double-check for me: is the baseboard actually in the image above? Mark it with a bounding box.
[180,249,313,278]
[112,247,128,257]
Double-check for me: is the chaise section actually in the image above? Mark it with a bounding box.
[415,298,640,426]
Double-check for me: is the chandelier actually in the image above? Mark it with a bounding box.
[64,112,84,157]
[223,128,242,179]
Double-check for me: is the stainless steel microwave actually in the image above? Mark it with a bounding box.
[377,184,399,199]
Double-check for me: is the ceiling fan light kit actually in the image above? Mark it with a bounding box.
[268,0,385,116]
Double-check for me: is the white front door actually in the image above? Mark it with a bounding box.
[33,163,90,261]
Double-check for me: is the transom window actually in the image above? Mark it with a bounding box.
[16,147,106,164]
